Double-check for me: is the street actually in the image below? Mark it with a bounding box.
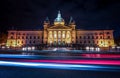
[0,52,120,78]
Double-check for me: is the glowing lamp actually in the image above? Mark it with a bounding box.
[90,47,94,51]
[117,46,120,49]
[32,47,35,50]
[112,46,115,49]
[95,47,100,51]
[27,47,31,51]
[86,47,89,50]
[2,46,5,49]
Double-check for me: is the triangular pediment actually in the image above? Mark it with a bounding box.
[48,25,71,29]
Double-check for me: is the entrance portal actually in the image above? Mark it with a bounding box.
[48,30,72,46]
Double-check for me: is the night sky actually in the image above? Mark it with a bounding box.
[0,0,120,38]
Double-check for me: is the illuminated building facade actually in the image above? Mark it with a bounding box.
[6,11,115,48]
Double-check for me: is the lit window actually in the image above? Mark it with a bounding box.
[62,31,65,38]
[62,34,65,38]
[54,31,57,38]
[49,31,53,38]
[50,40,52,44]
[108,41,111,44]
[58,31,61,38]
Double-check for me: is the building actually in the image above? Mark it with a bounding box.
[6,11,115,49]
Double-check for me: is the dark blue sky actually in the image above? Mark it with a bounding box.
[0,0,120,37]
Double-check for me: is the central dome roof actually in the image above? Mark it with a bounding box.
[54,11,65,25]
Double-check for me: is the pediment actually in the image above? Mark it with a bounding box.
[48,25,71,29]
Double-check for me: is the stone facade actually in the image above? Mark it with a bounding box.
[6,30,43,47]
[6,11,115,48]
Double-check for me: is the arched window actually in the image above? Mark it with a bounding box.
[66,31,70,38]
[49,31,52,38]
[58,31,61,38]
[54,31,57,38]
[108,41,111,44]
[62,31,65,38]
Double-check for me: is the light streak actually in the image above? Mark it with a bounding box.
[0,60,115,71]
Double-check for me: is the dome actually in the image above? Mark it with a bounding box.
[54,11,65,25]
